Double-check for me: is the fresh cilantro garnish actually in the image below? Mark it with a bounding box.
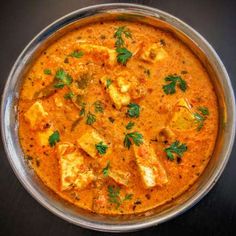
[86,112,96,125]
[49,131,60,147]
[163,75,187,94]
[95,141,108,155]
[69,50,84,58]
[164,141,187,161]
[54,68,73,88]
[107,185,133,209]
[79,102,86,117]
[124,132,143,149]
[126,121,135,130]
[198,106,209,116]
[116,47,132,65]
[64,91,74,100]
[44,69,52,75]
[94,101,104,113]
[106,79,112,88]
[127,103,140,118]
[102,161,110,176]
[114,26,132,48]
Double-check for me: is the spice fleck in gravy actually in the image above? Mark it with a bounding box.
[18,20,218,214]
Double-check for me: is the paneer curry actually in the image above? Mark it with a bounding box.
[18,20,218,215]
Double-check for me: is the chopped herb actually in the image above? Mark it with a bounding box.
[44,69,51,75]
[95,141,108,155]
[163,75,187,94]
[198,106,209,116]
[102,161,110,176]
[144,69,151,77]
[194,113,205,131]
[126,121,135,130]
[164,141,187,161]
[54,68,73,88]
[124,132,143,149]
[94,101,104,113]
[108,185,121,208]
[123,193,133,202]
[114,26,132,48]
[64,91,74,99]
[79,102,86,117]
[107,185,132,208]
[49,131,60,147]
[106,79,112,88]
[86,112,96,125]
[127,103,140,118]
[69,50,84,58]
[116,47,132,65]
[108,117,115,123]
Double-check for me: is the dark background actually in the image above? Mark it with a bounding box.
[0,0,235,235]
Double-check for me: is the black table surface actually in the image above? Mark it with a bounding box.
[0,0,235,235]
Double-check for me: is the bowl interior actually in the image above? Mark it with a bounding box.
[1,4,235,232]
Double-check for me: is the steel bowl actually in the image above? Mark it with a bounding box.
[1,3,235,232]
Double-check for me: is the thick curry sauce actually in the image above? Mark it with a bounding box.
[18,20,218,214]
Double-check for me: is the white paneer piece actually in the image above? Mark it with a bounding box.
[100,76,130,109]
[37,128,54,146]
[78,43,116,65]
[24,101,48,129]
[140,43,168,63]
[108,169,130,186]
[77,129,107,159]
[169,98,196,131]
[133,141,168,188]
[58,143,95,191]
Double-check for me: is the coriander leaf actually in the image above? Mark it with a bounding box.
[123,193,133,201]
[102,161,110,176]
[108,185,121,208]
[116,47,132,65]
[86,112,96,125]
[194,112,205,131]
[106,79,112,88]
[163,75,187,94]
[64,91,74,99]
[114,26,132,48]
[164,141,187,161]
[69,50,84,58]
[126,121,135,130]
[124,132,143,149]
[49,131,60,147]
[94,100,104,113]
[127,103,140,118]
[95,141,108,155]
[198,106,209,116]
[44,68,52,75]
[54,68,73,88]
[79,102,86,117]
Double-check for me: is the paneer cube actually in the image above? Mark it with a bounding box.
[108,169,130,186]
[100,76,130,109]
[77,129,107,158]
[58,143,95,191]
[134,141,168,188]
[37,128,54,146]
[78,43,116,65]
[169,98,196,131]
[140,43,168,63]
[117,76,131,93]
[24,101,48,129]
